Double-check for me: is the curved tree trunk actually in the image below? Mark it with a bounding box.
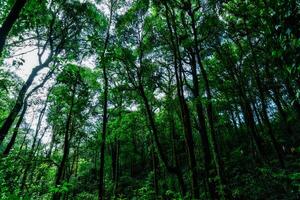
[52,83,76,200]
[244,27,285,168]
[163,4,200,198]
[98,57,108,200]
[98,3,113,198]
[186,4,226,198]
[0,0,28,57]
[2,101,27,156]
[137,81,187,197]
[2,71,53,156]
[189,48,218,200]
[0,56,52,144]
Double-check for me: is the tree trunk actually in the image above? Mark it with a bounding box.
[2,101,27,156]
[251,101,264,133]
[2,70,53,155]
[152,143,159,198]
[138,84,187,197]
[215,43,268,164]
[189,48,218,200]
[163,4,200,198]
[0,57,52,144]
[245,29,285,168]
[98,46,109,200]
[52,83,76,200]
[98,3,113,198]
[0,0,28,57]
[188,6,226,198]
[20,106,47,195]
[169,103,186,196]
[112,139,120,196]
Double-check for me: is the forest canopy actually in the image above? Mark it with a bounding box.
[0,0,299,199]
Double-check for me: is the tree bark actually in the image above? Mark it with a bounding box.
[0,0,28,57]
[98,7,112,200]
[0,56,52,144]
[128,6,187,196]
[3,71,53,156]
[244,27,285,168]
[189,48,218,200]
[168,101,186,196]
[52,83,76,200]
[152,142,159,198]
[2,101,27,156]
[215,43,268,164]
[187,4,226,198]
[163,4,200,198]
[98,76,108,199]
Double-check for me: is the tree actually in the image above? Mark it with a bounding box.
[0,0,28,57]
[49,64,94,199]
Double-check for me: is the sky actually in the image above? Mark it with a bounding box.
[4,45,53,144]
[6,46,39,80]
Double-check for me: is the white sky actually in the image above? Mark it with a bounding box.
[6,47,39,79]
[4,46,53,144]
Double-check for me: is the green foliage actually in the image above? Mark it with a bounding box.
[50,181,73,194]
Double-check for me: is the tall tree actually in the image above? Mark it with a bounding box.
[0,0,28,57]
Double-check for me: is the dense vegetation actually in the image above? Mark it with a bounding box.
[0,0,299,199]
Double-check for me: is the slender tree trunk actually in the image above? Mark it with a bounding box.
[98,28,109,200]
[138,83,187,198]
[215,43,268,164]
[245,28,285,168]
[0,0,28,57]
[188,6,226,198]
[47,132,55,158]
[242,99,267,161]
[152,142,159,198]
[265,63,294,136]
[16,121,32,157]
[228,108,239,134]
[52,83,76,200]
[2,101,27,156]
[138,85,185,176]
[189,49,218,200]
[179,95,200,199]
[98,3,113,198]
[163,4,200,198]
[169,104,186,196]
[32,126,48,157]
[251,101,264,133]
[111,141,117,183]
[0,57,52,144]
[98,45,109,200]
[112,139,120,196]
[20,106,47,195]
[112,99,122,196]
[134,18,187,192]
[2,71,53,155]
[20,162,30,194]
